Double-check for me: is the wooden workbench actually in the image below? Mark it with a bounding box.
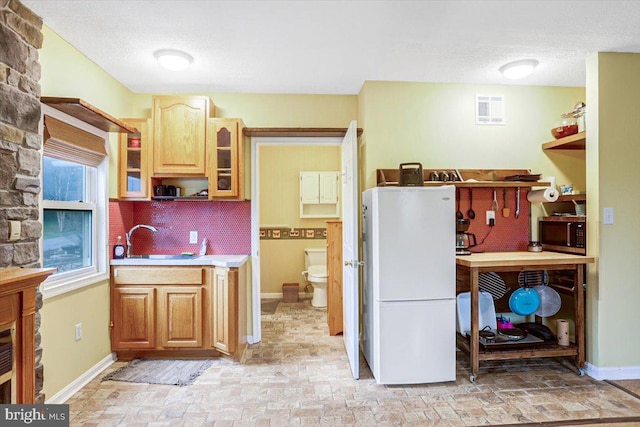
[455,251,594,382]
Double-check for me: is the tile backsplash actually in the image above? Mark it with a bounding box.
[110,200,251,256]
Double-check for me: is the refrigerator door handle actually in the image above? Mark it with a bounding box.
[344,260,365,267]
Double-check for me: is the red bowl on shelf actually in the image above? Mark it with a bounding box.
[551,124,579,139]
[128,137,141,148]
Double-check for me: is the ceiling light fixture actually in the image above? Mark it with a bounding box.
[153,49,194,71]
[499,59,538,80]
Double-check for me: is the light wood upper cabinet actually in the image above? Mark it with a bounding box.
[152,96,213,175]
[118,118,150,199]
[207,118,245,199]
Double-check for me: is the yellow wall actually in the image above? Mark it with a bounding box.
[38,283,111,398]
[259,145,341,294]
[585,53,640,368]
[39,26,138,400]
[39,27,138,200]
[357,81,586,237]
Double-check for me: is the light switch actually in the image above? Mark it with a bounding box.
[603,207,614,225]
[189,231,198,244]
[8,220,20,241]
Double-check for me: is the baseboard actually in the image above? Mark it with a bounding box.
[261,292,312,299]
[46,353,117,404]
[585,362,640,380]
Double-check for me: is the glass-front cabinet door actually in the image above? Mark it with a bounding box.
[118,118,149,199]
[208,118,244,199]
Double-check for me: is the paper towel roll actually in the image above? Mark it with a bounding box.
[547,176,556,190]
[527,188,559,203]
[556,319,570,346]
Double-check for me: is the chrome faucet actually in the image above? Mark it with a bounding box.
[125,224,158,257]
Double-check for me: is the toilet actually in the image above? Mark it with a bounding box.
[303,248,328,308]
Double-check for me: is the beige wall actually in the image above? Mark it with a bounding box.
[259,145,341,294]
[585,53,640,368]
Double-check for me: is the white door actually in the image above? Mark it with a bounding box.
[342,120,359,379]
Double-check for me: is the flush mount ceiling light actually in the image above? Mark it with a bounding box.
[499,59,539,80]
[153,49,193,71]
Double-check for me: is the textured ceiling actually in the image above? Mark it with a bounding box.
[22,0,640,95]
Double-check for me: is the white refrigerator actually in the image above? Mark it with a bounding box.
[362,186,456,384]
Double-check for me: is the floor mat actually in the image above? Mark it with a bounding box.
[101,358,212,386]
[261,299,280,314]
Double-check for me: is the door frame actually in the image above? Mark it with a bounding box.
[249,136,343,343]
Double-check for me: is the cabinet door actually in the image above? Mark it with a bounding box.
[112,287,155,350]
[118,118,150,199]
[157,286,203,348]
[212,267,237,354]
[152,96,210,175]
[319,172,339,204]
[208,118,244,199]
[300,172,320,203]
[327,221,343,336]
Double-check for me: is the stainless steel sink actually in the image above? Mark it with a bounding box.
[128,254,200,260]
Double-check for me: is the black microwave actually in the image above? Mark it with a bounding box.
[539,217,586,255]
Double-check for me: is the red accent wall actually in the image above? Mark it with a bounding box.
[109,200,251,256]
[109,187,530,258]
[458,187,531,252]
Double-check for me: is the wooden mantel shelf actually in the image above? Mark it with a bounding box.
[243,127,363,138]
[41,97,136,133]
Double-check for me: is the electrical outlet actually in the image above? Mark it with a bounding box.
[486,210,495,225]
[75,323,82,341]
[189,231,198,244]
[603,207,614,225]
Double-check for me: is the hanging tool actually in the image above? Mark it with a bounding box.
[456,187,463,219]
[467,188,475,219]
[502,188,510,217]
[492,189,499,212]
[515,187,521,218]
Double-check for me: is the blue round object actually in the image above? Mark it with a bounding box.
[509,287,541,316]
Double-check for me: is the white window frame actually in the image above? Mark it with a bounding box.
[40,105,109,299]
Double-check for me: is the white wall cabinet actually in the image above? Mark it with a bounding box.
[299,171,340,218]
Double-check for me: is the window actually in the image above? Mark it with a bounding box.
[41,107,108,298]
[42,157,95,273]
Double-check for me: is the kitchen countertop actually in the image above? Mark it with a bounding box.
[110,254,249,268]
[456,251,594,268]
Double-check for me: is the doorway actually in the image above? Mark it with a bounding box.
[250,137,343,343]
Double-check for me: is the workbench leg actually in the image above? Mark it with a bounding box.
[574,265,585,371]
[470,267,480,380]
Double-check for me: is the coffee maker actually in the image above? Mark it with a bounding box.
[456,219,477,255]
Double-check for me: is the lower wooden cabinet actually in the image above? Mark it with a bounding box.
[112,287,155,349]
[158,286,203,347]
[110,264,246,359]
[326,221,343,336]
[212,267,236,354]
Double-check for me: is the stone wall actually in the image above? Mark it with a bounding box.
[0,0,45,403]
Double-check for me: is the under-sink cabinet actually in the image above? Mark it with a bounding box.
[110,265,246,359]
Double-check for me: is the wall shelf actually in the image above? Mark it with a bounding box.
[377,168,550,188]
[542,131,586,150]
